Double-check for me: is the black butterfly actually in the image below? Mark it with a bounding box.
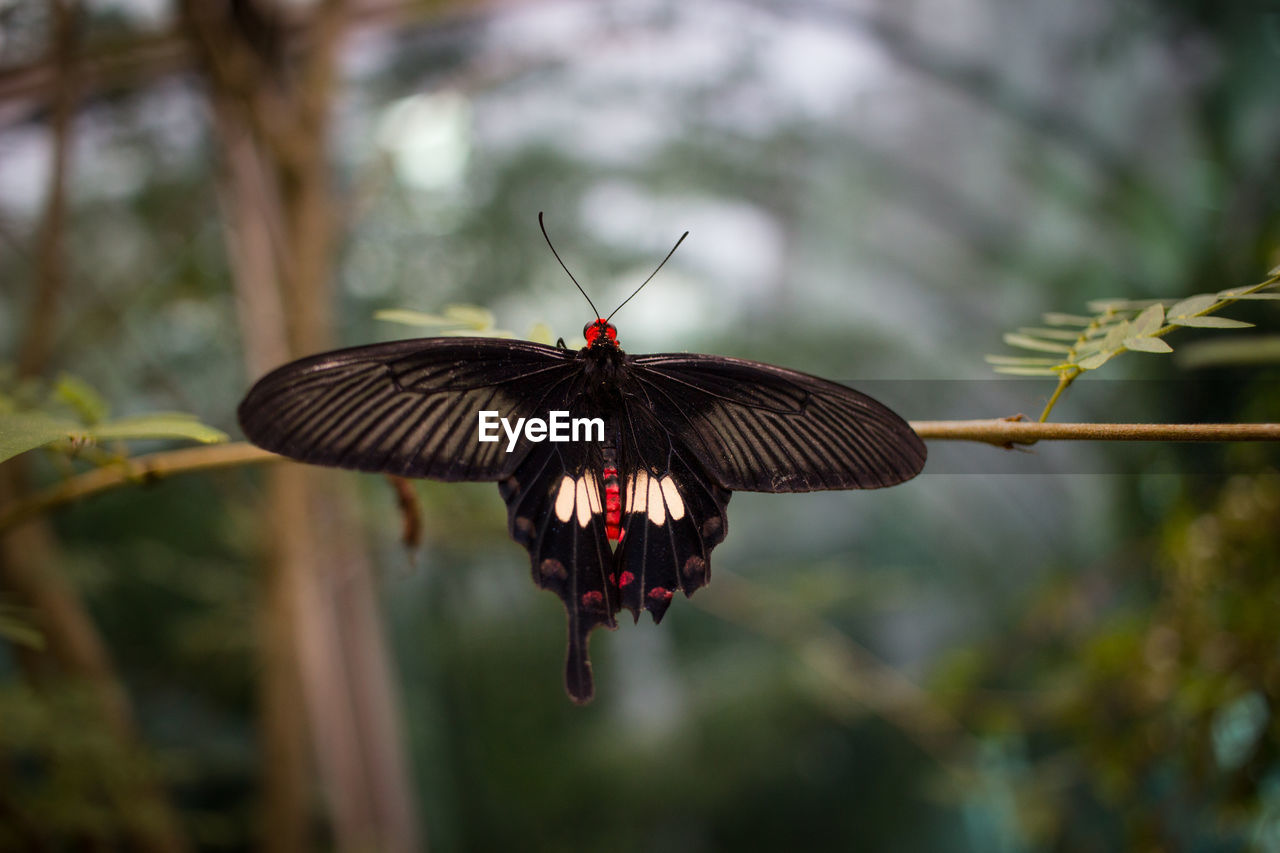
[237,219,926,703]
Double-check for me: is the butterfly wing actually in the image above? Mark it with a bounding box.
[238,337,579,481]
[498,438,617,704]
[613,402,730,625]
[626,353,926,492]
[240,335,622,702]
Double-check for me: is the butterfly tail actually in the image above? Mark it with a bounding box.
[564,625,595,704]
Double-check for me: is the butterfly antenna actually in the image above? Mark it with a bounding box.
[539,212,599,318]
[605,230,689,324]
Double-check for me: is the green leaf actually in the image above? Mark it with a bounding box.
[1077,351,1118,370]
[1016,327,1081,341]
[1002,333,1072,353]
[984,355,1061,366]
[376,304,498,331]
[442,304,495,329]
[1085,318,1129,338]
[1169,316,1254,329]
[1,409,227,465]
[1217,285,1257,297]
[1130,303,1165,336]
[374,309,464,328]
[89,413,229,444]
[439,328,515,338]
[1123,336,1173,353]
[1086,298,1157,312]
[0,412,82,464]
[991,366,1066,376]
[1100,322,1132,351]
[53,374,109,425]
[1230,293,1280,301]
[1084,300,1124,313]
[1167,294,1220,319]
[0,607,44,650]
[1042,313,1094,326]
[527,323,555,345]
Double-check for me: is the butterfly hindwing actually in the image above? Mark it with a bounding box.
[498,437,617,704]
[238,337,579,481]
[626,353,926,492]
[614,404,730,623]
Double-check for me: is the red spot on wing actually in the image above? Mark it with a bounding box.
[581,590,604,609]
[618,571,634,588]
[647,587,673,603]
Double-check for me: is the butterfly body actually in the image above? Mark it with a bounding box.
[239,317,925,703]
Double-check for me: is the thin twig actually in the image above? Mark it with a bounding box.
[2,418,1277,532]
[0,443,279,533]
[910,419,1280,446]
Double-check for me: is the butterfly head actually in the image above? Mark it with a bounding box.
[584,319,618,348]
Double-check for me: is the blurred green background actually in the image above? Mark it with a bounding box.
[2,0,1279,850]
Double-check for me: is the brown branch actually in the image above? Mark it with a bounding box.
[0,443,280,534]
[17,0,78,375]
[3,418,1276,533]
[0,0,522,125]
[910,419,1280,445]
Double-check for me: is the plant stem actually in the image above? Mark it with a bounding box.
[910,419,1280,445]
[4,418,1278,532]
[0,443,278,532]
[1038,371,1075,422]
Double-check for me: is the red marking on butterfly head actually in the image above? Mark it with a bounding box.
[584,319,618,347]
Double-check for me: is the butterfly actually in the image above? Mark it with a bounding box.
[237,216,927,703]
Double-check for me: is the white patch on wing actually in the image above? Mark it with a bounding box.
[554,475,576,522]
[659,476,685,520]
[626,470,650,514]
[556,474,607,529]
[623,471,684,526]
[646,476,666,525]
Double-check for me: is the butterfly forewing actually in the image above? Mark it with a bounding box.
[627,354,926,492]
[238,338,578,481]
